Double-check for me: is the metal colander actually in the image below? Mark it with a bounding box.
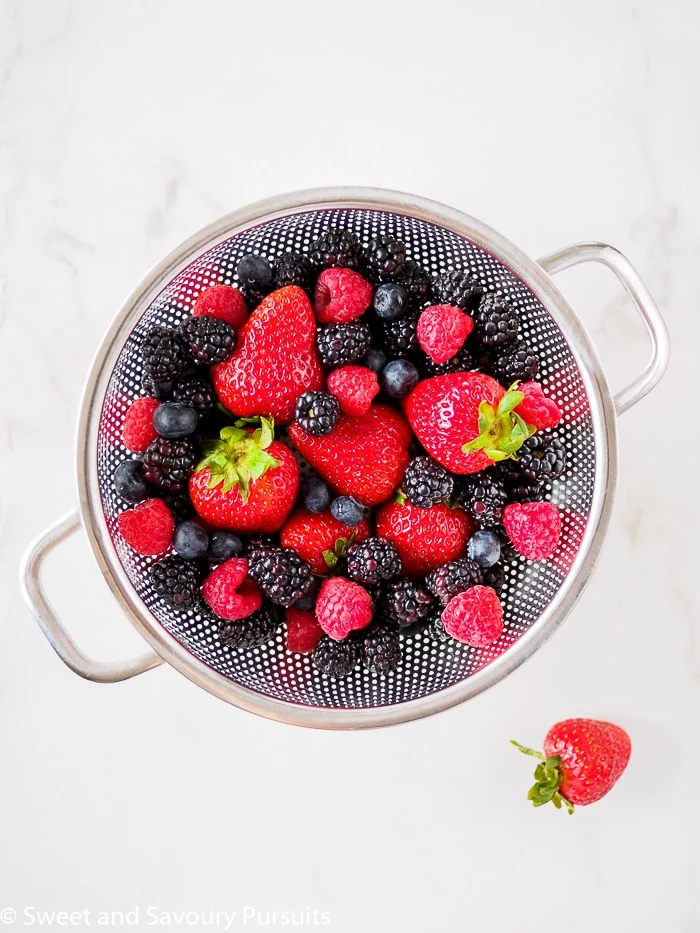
[22,188,669,728]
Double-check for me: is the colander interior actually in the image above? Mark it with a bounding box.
[98,208,594,710]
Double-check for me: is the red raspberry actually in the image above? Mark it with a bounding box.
[285,607,323,653]
[515,381,561,431]
[441,585,503,646]
[193,284,248,329]
[316,576,373,641]
[117,498,174,556]
[201,558,262,621]
[326,365,380,417]
[122,397,160,452]
[416,304,474,364]
[503,501,561,560]
[314,268,373,324]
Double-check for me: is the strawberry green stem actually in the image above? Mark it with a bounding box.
[195,417,280,504]
[462,383,537,461]
[511,739,575,815]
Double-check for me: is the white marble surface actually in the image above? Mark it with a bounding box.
[2,1,699,930]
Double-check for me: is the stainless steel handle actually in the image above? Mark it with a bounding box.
[538,242,670,414]
[21,509,163,683]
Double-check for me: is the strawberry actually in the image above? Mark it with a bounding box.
[288,405,411,507]
[280,509,370,574]
[189,418,298,533]
[375,498,474,577]
[404,373,538,474]
[512,719,632,813]
[211,285,323,425]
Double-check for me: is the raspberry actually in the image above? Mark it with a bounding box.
[441,586,503,646]
[122,397,160,452]
[285,607,323,653]
[316,577,373,641]
[201,558,262,621]
[117,498,174,556]
[503,501,561,560]
[314,268,373,324]
[417,304,474,364]
[193,285,248,329]
[326,365,380,417]
[515,382,562,431]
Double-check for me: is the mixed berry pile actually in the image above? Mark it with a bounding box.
[113,229,566,678]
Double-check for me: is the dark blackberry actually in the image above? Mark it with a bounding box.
[432,270,483,312]
[427,609,452,643]
[273,251,313,292]
[362,626,402,674]
[157,489,195,522]
[459,472,508,527]
[425,558,484,606]
[248,546,313,607]
[151,556,202,609]
[143,436,197,492]
[383,578,434,629]
[172,374,216,417]
[309,229,362,271]
[294,391,340,436]
[140,326,189,382]
[507,474,546,503]
[423,346,475,377]
[293,575,322,612]
[142,374,174,400]
[244,534,276,565]
[316,322,372,368]
[382,309,420,359]
[473,294,519,347]
[518,433,566,481]
[179,316,235,365]
[493,341,539,385]
[313,635,360,677]
[482,562,507,592]
[403,456,454,509]
[365,234,407,280]
[397,261,433,305]
[346,537,402,586]
[219,604,282,650]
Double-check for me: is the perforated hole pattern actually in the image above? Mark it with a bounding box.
[97,209,594,710]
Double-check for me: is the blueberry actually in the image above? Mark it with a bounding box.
[467,529,501,568]
[373,283,409,320]
[152,401,198,438]
[381,359,419,399]
[173,520,209,560]
[113,460,150,503]
[236,254,273,290]
[330,495,365,526]
[294,576,321,611]
[362,346,387,375]
[302,475,331,514]
[208,530,243,562]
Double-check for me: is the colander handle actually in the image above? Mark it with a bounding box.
[538,242,670,414]
[21,510,164,683]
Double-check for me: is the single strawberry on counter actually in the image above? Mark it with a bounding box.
[280,508,370,574]
[211,285,323,425]
[512,719,632,813]
[375,497,474,577]
[189,418,298,533]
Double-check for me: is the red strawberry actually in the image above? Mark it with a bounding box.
[515,381,562,430]
[285,607,324,653]
[211,286,323,425]
[416,304,473,364]
[375,498,474,577]
[189,419,299,533]
[512,719,632,813]
[288,405,411,507]
[441,586,503,646]
[314,268,373,323]
[404,373,539,474]
[122,397,159,452]
[326,365,379,417]
[193,284,248,330]
[280,509,370,574]
[201,558,262,621]
[117,498,174,556]
[503,501,561,560]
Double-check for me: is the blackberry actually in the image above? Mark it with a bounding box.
[172,374,216,417]
[294,390,340,436]
[309,229,362,271]
[313,635,360,677]
[293,575,322,611]
[423,346,475,377]
[248,546,313,607]
[482,562,507,592]
[151,556,202,609]
[143,436,197,492]
[518,433,566,481]
[243,534,276,565]
[473,294,519,347]
[179,316,235,365]
[506,474,546,503]
[142,374,174,400]
[219,604,282,650]
[365,234,407,280]
[316,321,372,368]
[362,626,402,674]
[425,558,484,606]
[346,537,402,586]
[403,456,454,509]
[427,609,452,643]
[397,261,433,305]
[140,326,189,382]
[157,489,195,522]
[493,342,539,385]
[459,472,508,527]
[432,270,483,312]
[273,251,313,292]
[382,309,420,359]
[383,578,434,628]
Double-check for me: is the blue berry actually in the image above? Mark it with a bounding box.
[236,254,273,291]
[153,401,198,438]
[330,495,365,526]
[173,520,209,559]
[362,346,387,375]
[113,460,149,503]
[373,282,409,320]
[467,530,501,568]
[302,475,331,514]
[381,359,419,399]
[208,530,243,562]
